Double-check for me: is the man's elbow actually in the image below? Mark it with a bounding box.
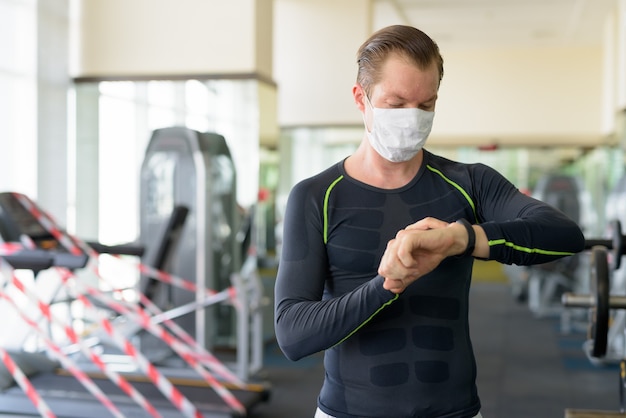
[274,328,306,362]
[571,224,586,253]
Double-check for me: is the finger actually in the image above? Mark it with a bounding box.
[398,248,417,268]
[395,234,420,267]
[406,217,449,231]
[378,245,401,277]
[405,219,430,231]
[420,217,450,230]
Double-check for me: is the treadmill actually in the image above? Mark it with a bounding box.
[0,192,269,417]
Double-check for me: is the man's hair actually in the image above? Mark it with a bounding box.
[356,25,444,95]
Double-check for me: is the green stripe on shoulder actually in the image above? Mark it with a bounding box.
[488,238,576,256]
[426,164,477,222]
[324,175,344,244]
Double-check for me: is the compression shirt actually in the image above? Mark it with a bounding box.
[274,150,585,418]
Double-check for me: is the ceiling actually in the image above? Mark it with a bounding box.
[375,0,617,49]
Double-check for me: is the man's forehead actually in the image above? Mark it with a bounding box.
[373,79,439,100]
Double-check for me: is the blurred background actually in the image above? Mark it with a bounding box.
[2,1,626,416]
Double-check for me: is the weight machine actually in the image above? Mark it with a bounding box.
[563,225,626,364]
[561,220,626,417]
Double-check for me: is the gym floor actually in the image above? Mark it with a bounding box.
[249,263,620,418]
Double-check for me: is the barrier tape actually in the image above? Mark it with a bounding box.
[0,242,24,256]
[67,275,246,414]
[9,193,255,415]
[31,197,246,388]
[90,257,243,387]
[12,194,83,257]
[0,347,56,418]
[54,269,205,418]
[93,269,244,387]
[0,291,124,418]
[136,263,243,308]
[137,292,245,386]
[54,266,245,414]
[3,265,162,418]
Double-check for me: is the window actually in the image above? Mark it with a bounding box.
[0,0,37,196]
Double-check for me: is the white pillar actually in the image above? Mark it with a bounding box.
[37,0,71,224]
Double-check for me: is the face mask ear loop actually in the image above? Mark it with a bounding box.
[363,92,374,133]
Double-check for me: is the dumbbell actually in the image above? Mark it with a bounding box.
[562,246,626,358]
[584,219,626,270]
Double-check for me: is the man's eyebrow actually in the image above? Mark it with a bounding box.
[385,92,438,103]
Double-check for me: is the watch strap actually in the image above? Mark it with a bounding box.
[455,218,475,258]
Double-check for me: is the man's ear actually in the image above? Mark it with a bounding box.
[353,83,366,112]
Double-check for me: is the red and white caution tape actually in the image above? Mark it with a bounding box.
[10,193,253,416]
[12,193,83,257]
[133,262,242,310]
[45,208,245,389]
[0,347,56,418]
[137,292,244,386]
[52,269,205,418]
[0,291,125,418]
[86,255,243,387]
[68,274,246,414]
[0,242,24,256]
[4,266,162,418]
[88,266,246,387]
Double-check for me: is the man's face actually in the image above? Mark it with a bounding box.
[368,53,439,113]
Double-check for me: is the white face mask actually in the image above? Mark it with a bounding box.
[364,95,435,162]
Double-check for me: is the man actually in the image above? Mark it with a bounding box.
[274,25,584,418]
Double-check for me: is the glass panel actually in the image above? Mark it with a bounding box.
[89,78,264,248]
[99,94,138,244]
[0,0,37,197]
[147,80,177,107]
[0,0,36,74]
[0,74,37,196]
[99,81,135,99]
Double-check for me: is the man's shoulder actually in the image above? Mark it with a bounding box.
[293,161,344,190]
[424,150,495,177]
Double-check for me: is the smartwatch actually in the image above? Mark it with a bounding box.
[455,218,475,258]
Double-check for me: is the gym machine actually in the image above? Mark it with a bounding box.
[139,126,266,382]
[0,127,271,417]
[0,191,270,417]
[142,127,239,349]
[561,220,626,417]
[562,220,626,361]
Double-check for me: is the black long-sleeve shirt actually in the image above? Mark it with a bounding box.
[275,150,585,418]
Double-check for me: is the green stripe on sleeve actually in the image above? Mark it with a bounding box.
[488,238,576,256]
[332,293,400,347]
